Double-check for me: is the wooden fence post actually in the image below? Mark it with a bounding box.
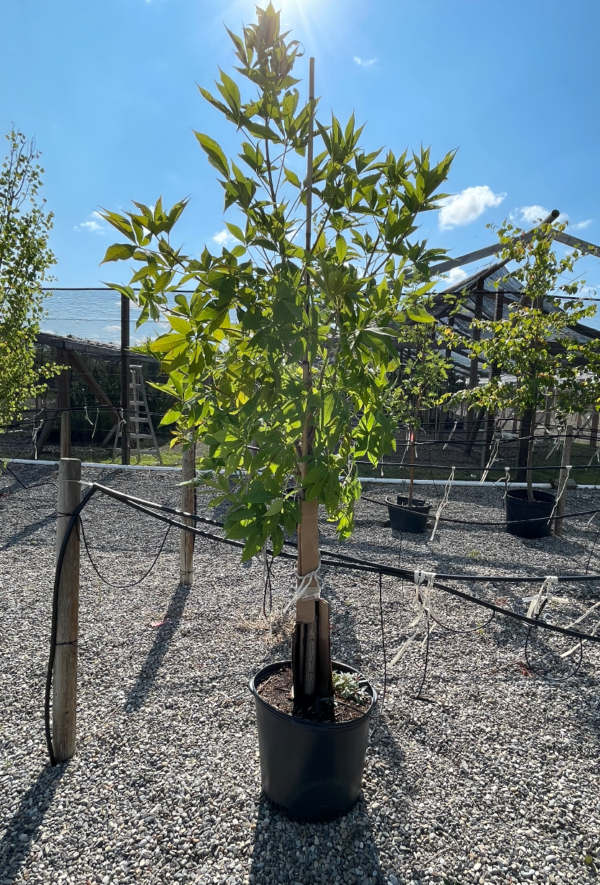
[57,351,71,458]
[53,457,81,762]
[180,444,196,586]
[554,421,573,537]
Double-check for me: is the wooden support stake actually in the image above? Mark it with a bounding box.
[53,458,81,762]
[57,350,71,458]
[179,444,196,586]
[316,599,333,697]
[554,421,573,537]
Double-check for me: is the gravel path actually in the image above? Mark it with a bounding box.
[0,464,599,885]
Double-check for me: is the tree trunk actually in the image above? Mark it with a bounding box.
[526,433,535,503]
[293,499,333,704]
[408,434,415,506]
[516,408,533,483]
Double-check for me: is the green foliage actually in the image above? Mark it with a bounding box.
[391,293,455,431]
[332,670,368,704]
[0,129,57,428]
[100,4,454,560]
[448,220,600,423]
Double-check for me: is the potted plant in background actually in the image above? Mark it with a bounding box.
[386,296,455,533]
[100,4,454,819]
[449,219,600,538]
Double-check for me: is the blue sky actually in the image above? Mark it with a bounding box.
[3,0,600,298]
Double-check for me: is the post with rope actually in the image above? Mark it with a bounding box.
[53,457,81,762]
[179,442,196,586]
[554,420,573,537]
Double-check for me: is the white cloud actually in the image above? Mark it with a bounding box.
[354,56,376,67]
[439,186,506,230]
[510,205,568,226]
[213,229,235,247]
[572,219,594,231]
[75,211,107,235]
[445,266,468,285]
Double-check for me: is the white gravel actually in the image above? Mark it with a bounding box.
[0,464,599,885]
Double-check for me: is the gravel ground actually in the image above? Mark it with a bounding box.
[0,463,599,885]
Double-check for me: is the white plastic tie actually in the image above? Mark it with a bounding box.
[480,435,500,484]
[525,575,558,620]
[391,570,436,665]
[430,468,455,543]
[549,465,572,522]
[502,466,511,499]
[559,599,600,659]
[283,563,321,614]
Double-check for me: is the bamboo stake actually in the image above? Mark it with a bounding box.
[179,443,196,585]
[53,458,81,762]
[554,421,573,537]
[294,56,321,699]
[57,353,71,459]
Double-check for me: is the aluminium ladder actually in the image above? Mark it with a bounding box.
[113,364,162,464]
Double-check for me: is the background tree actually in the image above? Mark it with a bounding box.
[101,4,454,703]
[0,128,57,428]
[392,294,454,505]
[448,220,600,501]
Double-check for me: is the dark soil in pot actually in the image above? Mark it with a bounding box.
[249,661,376,822]
[257,663,370,723]
[505,488,555,539]
[386,495,431,533]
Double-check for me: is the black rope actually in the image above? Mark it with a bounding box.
[413,610,431,700]
[87,485,600,638]
[378,572,387,708]
[80,517,172,589]
[263,550,274,618]
[523,600,585,682]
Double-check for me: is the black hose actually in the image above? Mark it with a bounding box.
[86,483,600,641]
[45,486,97,767]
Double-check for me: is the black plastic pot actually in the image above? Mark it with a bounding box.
[249,661,376,822]
[385,495,431,533]
[505,488,556,539]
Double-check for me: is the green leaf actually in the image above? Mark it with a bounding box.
[160,408,182,426]
[335,235,348,264]
[218,68,241,109]
[265,498,283,517]
[406,305,435,323]
[194,131,230,178]
[225,222,245,242]
[101,243,137,264]
[284,167,302,188]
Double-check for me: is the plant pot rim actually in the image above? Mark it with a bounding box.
[385,496,431,511]
[506,488,556,503]
[249,660,377,731]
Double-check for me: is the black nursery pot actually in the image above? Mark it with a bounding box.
[249,661,376,822]
[385,495,431,533]
[505,488,556,539]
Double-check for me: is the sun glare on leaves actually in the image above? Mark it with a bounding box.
[221,0,330,55]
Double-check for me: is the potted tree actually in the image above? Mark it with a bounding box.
[100,4,454,819]
[450,219,600,538]
[386,301,454,532]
